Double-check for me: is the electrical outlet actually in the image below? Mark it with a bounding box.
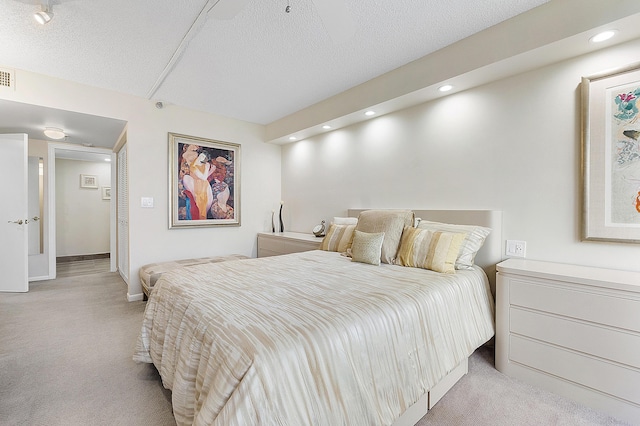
[506,240,527,258]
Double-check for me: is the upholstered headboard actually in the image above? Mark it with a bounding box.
[348,209,503,295]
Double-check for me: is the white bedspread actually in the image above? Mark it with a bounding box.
[134,250,495,425]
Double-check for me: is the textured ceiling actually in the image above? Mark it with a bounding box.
[0,0,549,125]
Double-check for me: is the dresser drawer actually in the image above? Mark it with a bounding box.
[258,236,285,254]
[509,277,640,333]
[510,335,640,405]
[257,232,321,258]
[510,307,640,368]
[281,239,319,254]
[257,248,282,258]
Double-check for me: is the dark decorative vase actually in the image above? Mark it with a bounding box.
[279,204,284,233]
[271,211,276,233]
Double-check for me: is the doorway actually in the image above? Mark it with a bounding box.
[46,143,117,279]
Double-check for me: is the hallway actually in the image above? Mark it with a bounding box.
[56,256,110,278]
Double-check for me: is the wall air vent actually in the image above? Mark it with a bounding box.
[0,68,15,90]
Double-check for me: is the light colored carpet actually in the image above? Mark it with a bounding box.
[417,345,631,426]
[0,269,631,425]
[0,270,176,426]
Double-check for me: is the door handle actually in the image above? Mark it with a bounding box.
[8,219,24,225]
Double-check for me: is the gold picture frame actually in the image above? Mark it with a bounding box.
[169,132,240,228]
[582,62,640,243]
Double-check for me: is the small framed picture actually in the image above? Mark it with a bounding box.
[80,174,98,189]
[102,186,111,200]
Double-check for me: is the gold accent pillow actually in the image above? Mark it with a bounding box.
[320,224,356,252]
[355,209,415,264]
[396,227,466,274]
[417,221,491,269]
[350,230,385,266]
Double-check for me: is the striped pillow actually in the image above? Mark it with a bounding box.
[396,227,466,274]
[320,224,356,252]
[417,221,491,269]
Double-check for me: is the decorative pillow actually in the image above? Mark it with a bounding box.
[417,221,491,269]
[320,224,356,252]
[355,209,415,264]
[350,230,385,266]
[396,227,466,274]
[332,217,358,225]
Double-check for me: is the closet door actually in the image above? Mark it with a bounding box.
[117,145,129,281]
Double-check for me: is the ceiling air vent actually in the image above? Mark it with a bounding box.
[0,68,15,90]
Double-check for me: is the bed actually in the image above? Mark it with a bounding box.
[134,209,502,426]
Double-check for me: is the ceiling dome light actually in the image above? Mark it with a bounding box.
[43,127,66,140]
[590,30,616,43]
[439,84,453,92]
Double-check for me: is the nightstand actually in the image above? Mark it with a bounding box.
[257,232,321,257]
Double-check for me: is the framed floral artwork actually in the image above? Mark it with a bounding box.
[168,133,240,228]
[582,62,640,243]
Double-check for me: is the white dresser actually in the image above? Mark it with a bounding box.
[496,259,640,424]
[257,232,321,258]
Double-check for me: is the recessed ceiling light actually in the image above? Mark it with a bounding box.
[322,125,331,130]
[364,110,375,116]
[104,158,111,162]
[439,84,453,92]
[288,136,297,141]
[590,30,616,43]
[43,127,66,140]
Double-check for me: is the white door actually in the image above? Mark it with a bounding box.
[0,133,29,292]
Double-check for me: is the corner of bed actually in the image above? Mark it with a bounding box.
[349,209,502,426]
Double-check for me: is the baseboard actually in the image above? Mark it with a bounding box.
[127,292,144,302]
[57,253,110,263]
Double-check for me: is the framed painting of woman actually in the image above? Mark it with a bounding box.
[169,132,241,228]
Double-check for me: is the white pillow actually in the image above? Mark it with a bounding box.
[332,217,358,225]
[417,221,491,269]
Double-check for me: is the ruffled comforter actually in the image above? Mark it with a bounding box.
[134,250,494,425]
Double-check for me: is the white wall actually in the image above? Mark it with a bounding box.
[282,38,640,273]
[55,158,111,256]
[0,71,281,299]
